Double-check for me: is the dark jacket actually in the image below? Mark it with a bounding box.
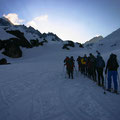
[106,54,119,71]
[96,56,105,68]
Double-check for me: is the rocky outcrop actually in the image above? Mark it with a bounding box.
[2,42,22,58]
[62,41,75,50]
[6,30,32,48]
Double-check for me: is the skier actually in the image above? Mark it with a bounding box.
[96,53,105,86]
[105,53,119,93]
[81,54,87,75]
[87,56,91,78]
[64,56,70,76]
[64,56,69,64]
[67,56,75,79]
[83,54,88,75]
[88,53,97,81]
[77,56,82,72]
[96,50,100,55]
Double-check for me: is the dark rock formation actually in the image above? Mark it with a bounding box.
[62,41,75,50]
[2,42,22,58]
[6,30,32,48]
[30,39,39,47]
[0,58,10,65]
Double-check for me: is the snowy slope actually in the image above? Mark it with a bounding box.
[5,25,42,42]
[0,17,120,120]
[0,17,83,59]
[96,28,120,53]
[0,27,16,40]
[84,36,103,46]
[1,24,62,44]
[0,45,120,120]
[84,28,120,54]
[0,17,63,44]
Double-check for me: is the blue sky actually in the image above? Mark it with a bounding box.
[0,0,120,43]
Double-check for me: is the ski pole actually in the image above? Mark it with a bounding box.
[117,71,120,89]
[64,65,67,78]
[63,64,66,78]
[61,65,64,76]
[117,71,120,84]
[63,65,65,72]
[104,74,107,94]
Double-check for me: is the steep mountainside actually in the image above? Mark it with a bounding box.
[95,28,120,53]
[0,17,13,26]
[84,36,103,47]
[83,28,120,54]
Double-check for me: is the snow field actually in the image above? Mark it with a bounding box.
[0,46,120,120]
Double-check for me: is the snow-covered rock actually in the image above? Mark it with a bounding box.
[84,35,103,48]
[83,28,120,55]
[96,28,120,53]
[0,27,16,40]
[0,17,13,26]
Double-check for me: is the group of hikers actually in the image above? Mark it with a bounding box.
[64,51,119,94]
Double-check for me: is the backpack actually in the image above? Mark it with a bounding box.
[68,58,74,69]
[84,57,87,62]
[107,58,119,70]
[90,56,97,68]
[97,58,105,68]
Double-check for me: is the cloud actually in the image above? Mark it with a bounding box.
[27,21,37,28]
[26,15,50,33]
[26,15,87,43]
[95,35,101,37]
[3,13,24,25]
[34,15,48,21]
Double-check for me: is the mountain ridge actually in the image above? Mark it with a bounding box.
[0,17,13,26]
[0,16,120,58]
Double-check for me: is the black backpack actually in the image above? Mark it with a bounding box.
[97,57,105,68]
[68,59,74,68]
[107,54,119,70]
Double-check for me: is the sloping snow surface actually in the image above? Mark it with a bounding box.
[0,44,120,120]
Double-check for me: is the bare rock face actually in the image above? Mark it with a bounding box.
[0,17,13,26]
[6,30,32,48]
[0,58,7,64]
[0,58,10,65]
[2,42,22,58]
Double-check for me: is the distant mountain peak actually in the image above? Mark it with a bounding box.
[0,17,13,26]
[84,35,103,45]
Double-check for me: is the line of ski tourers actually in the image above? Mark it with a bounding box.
[64,51,119,94]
